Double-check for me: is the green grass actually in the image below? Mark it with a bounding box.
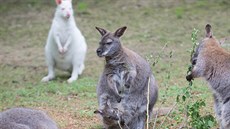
[0,0,230,128]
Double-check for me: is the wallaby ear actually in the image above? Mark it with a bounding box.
[96,27,107,36]
[114,26,127,37]
[205,24,212,38]
[55,0,62,5]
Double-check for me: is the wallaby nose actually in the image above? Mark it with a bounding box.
[66,12,70,18]
[96,48,102,54]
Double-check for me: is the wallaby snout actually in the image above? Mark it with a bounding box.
[186,73,193,82]
[96,48,103,57]
[66,12,70,19]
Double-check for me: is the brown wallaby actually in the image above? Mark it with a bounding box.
[0,108,58,129]
[186,24,229,129]
[95,26,158,129]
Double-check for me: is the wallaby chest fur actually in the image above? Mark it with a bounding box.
[0,108,58,129]
[98,47,153,100]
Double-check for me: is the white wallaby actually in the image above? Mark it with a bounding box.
[41,0,87,83]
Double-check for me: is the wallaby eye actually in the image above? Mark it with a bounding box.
[106,42,112,45]
[61,8,65,10]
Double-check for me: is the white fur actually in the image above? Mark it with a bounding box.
[41,0,87,83]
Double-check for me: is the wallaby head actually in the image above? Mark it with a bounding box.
[55,0,73,19]
[187,24,227,82]
[95,26,127,57]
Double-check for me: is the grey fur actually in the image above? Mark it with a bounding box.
[0,108,58,129]
[186,24,230,129]
[95,26,158,129]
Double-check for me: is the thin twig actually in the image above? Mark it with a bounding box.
[118,121,123,129]
[152,43,168,67]
[152,107,159,129]
[117,110,123,129]
[158,102,177,129]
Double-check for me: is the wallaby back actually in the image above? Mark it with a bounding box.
[0,108,58,129]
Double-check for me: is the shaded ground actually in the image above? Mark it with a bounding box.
[0,0,230,128]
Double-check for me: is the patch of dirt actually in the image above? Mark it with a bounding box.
[36,103,101,129]
[0,46,45,67]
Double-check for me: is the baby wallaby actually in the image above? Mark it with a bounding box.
[0,108,58,129]
[95,26,158,129]
[94,98,125,129]
[186,24,230,129]
[41,0,87,83]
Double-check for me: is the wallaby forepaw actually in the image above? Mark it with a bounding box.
[58,47,67,55]
[58,47,63,54]
[63,47,68,53]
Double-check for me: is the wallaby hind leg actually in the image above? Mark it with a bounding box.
[67,63,80,83]
[213,94,224,129]
[41,55,55,82]
[78,64,85,75]
[221,100,230,129]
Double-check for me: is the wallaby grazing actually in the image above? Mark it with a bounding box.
[41,0,87,83]
[186,24,230,129]
[94,26,158,129]
[0,108,58,129]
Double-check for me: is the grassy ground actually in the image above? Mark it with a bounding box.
[0,0,230,128]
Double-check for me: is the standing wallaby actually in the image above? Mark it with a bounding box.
[95,26,158,129]
[0,108,58,129]
[41,0,87,83]
[186,24,229,129]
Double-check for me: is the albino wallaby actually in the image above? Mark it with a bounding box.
[95,26,158,129]
[0,108,58,129]
[41,0,87,83]
[186,24,229,129]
